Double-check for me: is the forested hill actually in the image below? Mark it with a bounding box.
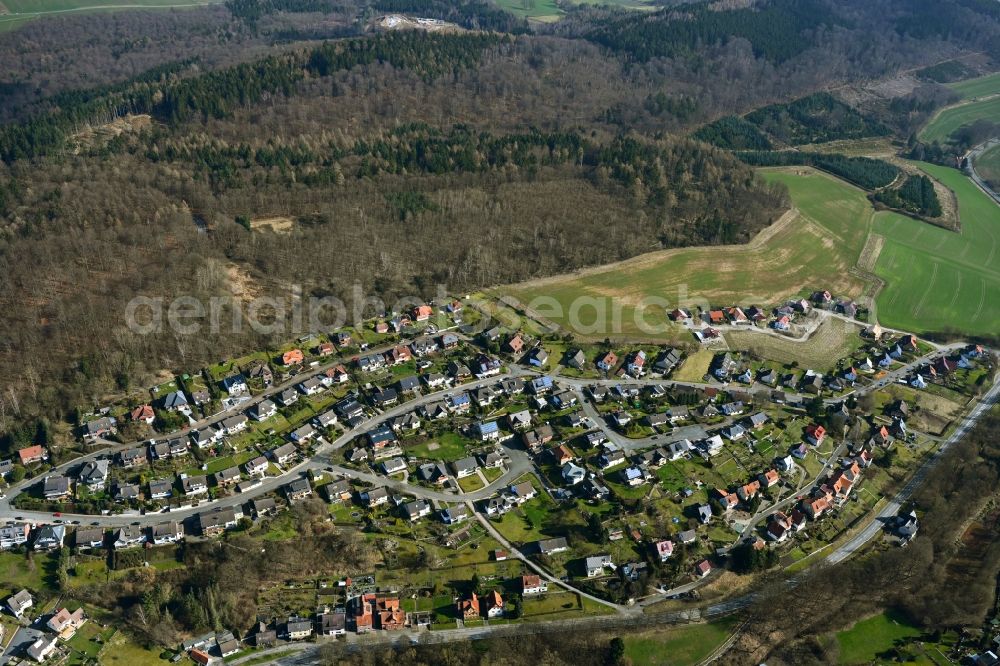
[0,28,788,450]
[561,0,1000,64]
[0,0,998,447]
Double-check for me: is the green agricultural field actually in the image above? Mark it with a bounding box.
[0,0,221,32]
[948,71,1000,100]
[919,95,1000,144]
[975,142,1000,187]
[506,167,873,340]
[836,610,922,665]
[492,0,561,21]
[872,164,1000,337]
[623,618,738,665]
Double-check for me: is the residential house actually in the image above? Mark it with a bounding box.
[596,351,618,372]
[484,591,504,618]
[360,487,389,508]
[214,467,242,488]
[505,334,525,355]
[566,349,587,369]
[197,508,242,536]
[150,521,183,545]
[521,575,548,595]
[452,457,479,479]
[284,617,314,640]
[162,391,188,412]
[758,469,780,489]
[148,478,173,500]
[509,481,537,504]
[83,416,117,441]
[221,374,248,395]
[76,459,109,488]
[130,404,155,424]
[621,466,645,487]
[119,446,146,468]
[418,462,449,484]
[457,593,480,620]
[527,347,549,367]
[654,348,682,374]
[42,475,71,500]
[33,524,65,550]
[113,484,140,503]
[290,423,316,443]
[0,523,29,550]
[668,439,693,460]
[586,554,612,577]
[281,349,305,366]
[472,385,497,407]
[250,498,278,518]
[805,424,827,446]
[402,500,432,522]
[181,474,209,496]
[678,529,697,545]
[221,414,248,435]
[654,540,674,561]
[507,410,532,431]
[18,445,47,466]
[440,505,469,525]
[7,589,32,617]
[190,428,221,449]
[323,480,352,504]
[271,442,298,465]
[381,457,407,475]
[563,462,587,485]
[598,448,626,469]
[694,559,712,578]
[534,537,569,555]
[113,526,145,549]
[26,635,57,663]
[474,420,501,442]
[284,478,312,501]
[318,611,346,636]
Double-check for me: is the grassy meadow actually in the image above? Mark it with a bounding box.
[948,71,1000,100]
[506,167,873,339]
[920,70,1000,144]
[0,0,221,32]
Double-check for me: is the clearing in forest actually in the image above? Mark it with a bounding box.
[250,216,296,234]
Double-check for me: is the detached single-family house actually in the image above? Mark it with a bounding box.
[221,414,248,435]
[284,478,312,501]
[521,575,547,595]
[78,459,109,489]
[150,521,184,545]
[249,400,277,421]
[7,589,32,618]
[181,475,209,496]
[586,554,612,577]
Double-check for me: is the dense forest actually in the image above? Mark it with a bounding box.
[734,151,901,190]
[694,92,890,150]
[874,174,943,217]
